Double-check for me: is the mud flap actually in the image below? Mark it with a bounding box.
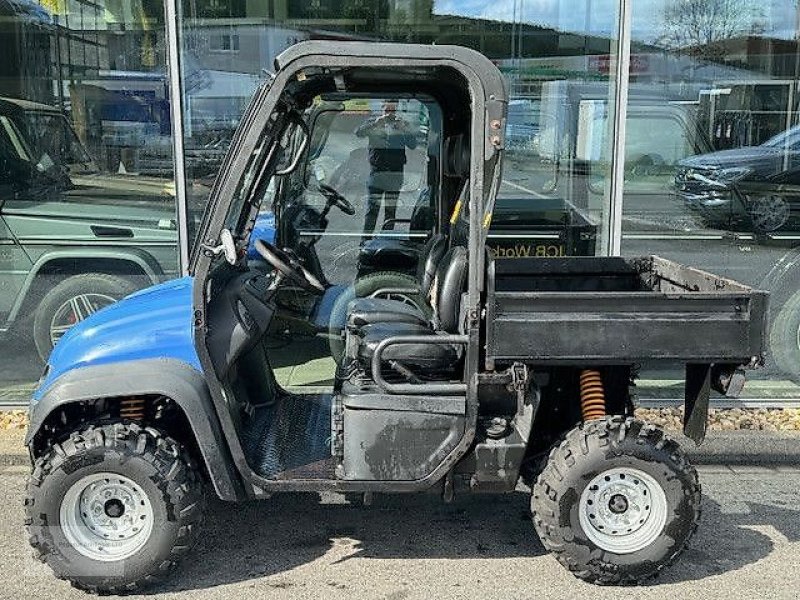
[684,363,711,445]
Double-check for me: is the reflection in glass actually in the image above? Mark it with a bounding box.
[0,1,177,402]
[621,0,800,394]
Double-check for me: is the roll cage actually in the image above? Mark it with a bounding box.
[190,41,508,495]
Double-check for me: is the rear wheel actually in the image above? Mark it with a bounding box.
[531,417,700,585]
[25,422,204,593]
[33,273,140,361]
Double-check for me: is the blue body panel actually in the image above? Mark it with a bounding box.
[34,276,199,402]
[32,212,275,403]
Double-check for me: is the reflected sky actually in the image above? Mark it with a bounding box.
[434,0,798,44]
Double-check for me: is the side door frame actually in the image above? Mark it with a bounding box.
[190,41,508,495]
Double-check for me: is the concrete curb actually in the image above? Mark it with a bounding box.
[671,430,800,465]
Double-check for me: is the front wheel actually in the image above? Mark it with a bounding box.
[25,423,204,593]
[531,417,700,585]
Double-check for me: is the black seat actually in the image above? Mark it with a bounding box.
[346,233,447,329]
[346,132,471,331]
[353,245,468,374]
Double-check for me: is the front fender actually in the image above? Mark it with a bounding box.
[27,358,244,501]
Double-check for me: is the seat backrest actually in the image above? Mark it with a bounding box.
[431,245,468,333]
[416,233,447,297]
[409,187,434,232]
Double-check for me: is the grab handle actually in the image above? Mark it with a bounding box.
[371,334,469,395]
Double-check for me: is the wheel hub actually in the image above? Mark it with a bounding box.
[578,467,668,554]
[608,493,629,514]
[60,473,154,561]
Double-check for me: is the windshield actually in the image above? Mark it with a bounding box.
[762,125,800,149]
[224,111,294,238]
[23,111,93,166]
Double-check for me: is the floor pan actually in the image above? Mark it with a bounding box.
[241,393,334,480]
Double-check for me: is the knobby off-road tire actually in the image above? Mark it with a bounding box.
[531,416,700,585]
[25,422,204,593]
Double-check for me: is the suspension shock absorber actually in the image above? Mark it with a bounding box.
[579,369,606,421]
[120,397,147,421]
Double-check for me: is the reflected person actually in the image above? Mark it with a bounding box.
[355,100,417,239]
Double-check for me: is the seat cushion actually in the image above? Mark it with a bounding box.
[357,322,460,372]
[347,297,429,329]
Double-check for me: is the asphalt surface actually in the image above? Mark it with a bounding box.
[1,464,799,600]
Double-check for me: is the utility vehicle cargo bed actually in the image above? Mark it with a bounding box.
[485,255,768,367]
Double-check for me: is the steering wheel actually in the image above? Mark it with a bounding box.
[254,239,325,293]
[318,183,356,216]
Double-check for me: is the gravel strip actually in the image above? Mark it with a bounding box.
[636,407,800,431]
[0,411,26,431]
[3,407,800,432]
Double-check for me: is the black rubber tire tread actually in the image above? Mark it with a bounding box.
[328,270,427,363]
[25,422,204,594]
[33,272,140,362]
[531,416,701,585]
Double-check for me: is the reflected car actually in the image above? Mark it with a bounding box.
[675,126,800,233]
[0,97,179,361]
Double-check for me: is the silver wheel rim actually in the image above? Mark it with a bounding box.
[578,467,668,554]
[49,293,116,346]
[750,194,789,232]
[60,472,154,562]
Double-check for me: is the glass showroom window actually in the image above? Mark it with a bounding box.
[0,1,178,404]
[177,0,624,256]
[619,0,800,399]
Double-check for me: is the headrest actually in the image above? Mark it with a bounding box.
[443,134,470,178]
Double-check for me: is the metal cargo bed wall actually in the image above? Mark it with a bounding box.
[484,256,768,370]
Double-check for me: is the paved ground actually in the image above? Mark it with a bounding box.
[1,465,799,600]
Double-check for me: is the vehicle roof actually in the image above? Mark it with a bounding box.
[274,41,508,104]
[0,96,61,114]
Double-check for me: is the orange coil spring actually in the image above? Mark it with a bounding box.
[579,369,606,421]
[120,397,147,421]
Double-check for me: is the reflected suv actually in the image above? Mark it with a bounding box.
[675,126,800,233]
[0,97,179,360]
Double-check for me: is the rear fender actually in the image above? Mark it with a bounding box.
[27,358,243,501]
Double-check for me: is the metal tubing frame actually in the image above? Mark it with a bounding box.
[164,0,191,274]
[601,0,632,256]
[371,334,470,394]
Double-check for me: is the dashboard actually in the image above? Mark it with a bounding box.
[207,269,277,378]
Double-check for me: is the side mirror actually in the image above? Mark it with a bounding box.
[219,229,237,265]
[202,229,238,265]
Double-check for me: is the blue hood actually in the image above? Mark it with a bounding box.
[34,276,200,401]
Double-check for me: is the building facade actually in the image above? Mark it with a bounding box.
[1,0,799,403]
